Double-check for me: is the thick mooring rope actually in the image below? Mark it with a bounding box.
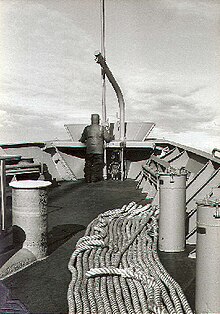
[68,202,193,314]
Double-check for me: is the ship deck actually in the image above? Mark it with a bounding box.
[2,179,195,313]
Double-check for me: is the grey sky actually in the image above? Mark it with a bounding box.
[0,0,219,152]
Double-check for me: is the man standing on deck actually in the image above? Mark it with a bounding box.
[79,114,112,183]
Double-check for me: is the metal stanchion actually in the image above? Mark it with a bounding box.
[195,197,220,314]
[158,171,187,252]
[0,155,21,254]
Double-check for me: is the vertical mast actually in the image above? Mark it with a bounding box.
[100,0,106,122]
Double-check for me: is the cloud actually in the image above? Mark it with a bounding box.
[0,1,103,142]
[181,86,206,98]
[150,128,220,153]
[116,67,220,141]
[158,0,220,20]
[0,0,219,152]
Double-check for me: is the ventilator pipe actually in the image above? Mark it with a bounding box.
[195,198,220,314]
[0,180,51,279]
[158,172,187,252]
[10,180,51,258]
[94,51,125,142]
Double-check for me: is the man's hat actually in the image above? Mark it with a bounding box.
[91,114,100,124]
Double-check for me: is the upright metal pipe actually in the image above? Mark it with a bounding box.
[195,198,220,313]
[0,155,21,231]
[158,172,187,252]
[100,0,107,179]
[0,155,21,256]
[10,180,52,259]
[0,160,6,231]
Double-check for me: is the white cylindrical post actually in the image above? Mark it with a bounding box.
[158,172,186,252]
[9,180,51,259]
[195,199,220,314]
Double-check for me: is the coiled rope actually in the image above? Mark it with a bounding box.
[68,202,193,314]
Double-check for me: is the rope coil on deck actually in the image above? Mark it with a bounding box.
[68,201,193,314]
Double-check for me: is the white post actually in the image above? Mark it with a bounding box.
[0,159,6,231]
[195,198,220,313]
[9,180,51,259]
[158,172,186,252]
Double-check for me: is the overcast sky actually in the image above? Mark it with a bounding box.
[0,0,219,152]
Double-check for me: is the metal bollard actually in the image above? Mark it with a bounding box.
[158,172,186,252]
[9,180,51,259]
[195,198,220,314]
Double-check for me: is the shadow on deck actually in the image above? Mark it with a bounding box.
[2,179,195,313]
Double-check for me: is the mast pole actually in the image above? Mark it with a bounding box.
[100,0,108,180]
[100,0,107,123]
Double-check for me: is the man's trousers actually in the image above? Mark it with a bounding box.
[84,154,104,182]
